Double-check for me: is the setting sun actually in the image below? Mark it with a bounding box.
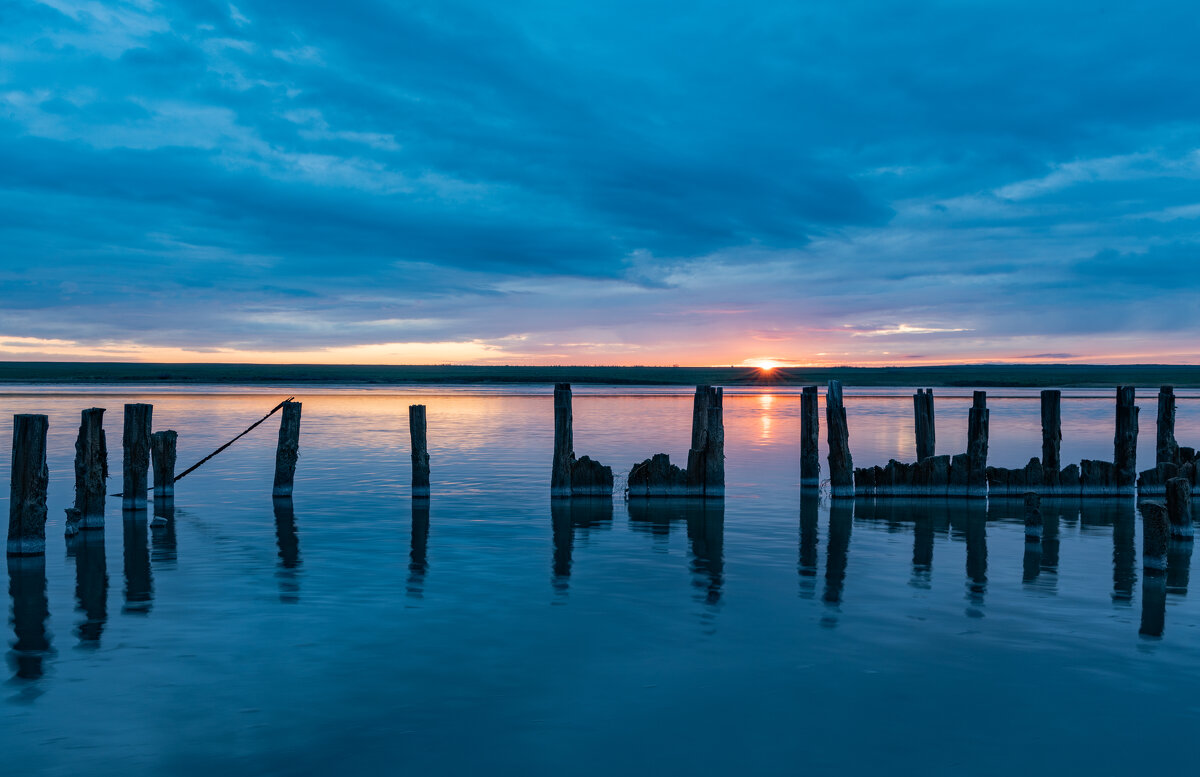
[753,359,782,371]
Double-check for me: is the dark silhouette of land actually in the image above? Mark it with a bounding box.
[3,362,1200,387]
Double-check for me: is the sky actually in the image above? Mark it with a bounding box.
[2,0,1199,366]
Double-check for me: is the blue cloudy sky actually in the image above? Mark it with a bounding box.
[2,0,1198,365]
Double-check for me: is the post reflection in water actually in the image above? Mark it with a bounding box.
[821,499,852,628]
[273,497,301,604]
[952,502,987,616]
[550,499,614,594]
[1095,501,1137,606]
[1166,539,1192,596]
[685,500,724,608]
[151,499,177,567]
[798,490,819,599]
[408,498,430,599]
[1141,570,1167,640]
[67,531,108,646]
[122,509,153,615]
[854,498,942,590]
[7,555,51,681]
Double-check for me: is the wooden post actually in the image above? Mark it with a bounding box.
[704,388,724,497]
[1040,390,1061,478]
[1166,476,1193,539]
[8,415,49,556]
[71,407,108,531]
[800,386,820,487]
[122,403,152,510]
[1114,386,1138,491]
[1157,386,1178,466]
[409,405,430,497]
[1023,492,1042,541]
[1142,501,1169,571]
[151,430,177,501]
[687,385,712,496]
[966,391,989,497]
[272,400,302,497]
[913,388,935,461]
[551,384,573,497]
[825,380,853,497]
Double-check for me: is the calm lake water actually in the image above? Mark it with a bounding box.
[2,385,1199,776]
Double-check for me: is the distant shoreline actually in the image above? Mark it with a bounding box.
[2,362,1200,388]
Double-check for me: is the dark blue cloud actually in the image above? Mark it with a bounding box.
[1,0,1199,361]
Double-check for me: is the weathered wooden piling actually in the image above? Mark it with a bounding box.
[965,391,989,497]
[552,384,574,497]
[272,400,302,497]
[1157,386,1178,466]
[409,405,430,497]
[8,414,49,556]
[800,386,820,487]
[1041,390,1061,478]
[825,380,853,497]
[913,388,935,461]
[1166,476,1193,539]
[1023,492,1043,541]
[1114,386,1138,492]
[151,430,177,501]
[70,407,108,532]
[686,385,724,497]
[1142,501,1170,571]
[122,403,152,510]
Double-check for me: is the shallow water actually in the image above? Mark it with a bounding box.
[2,385,1199,776]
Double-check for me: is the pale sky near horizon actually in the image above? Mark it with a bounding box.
[2,1,1198,366]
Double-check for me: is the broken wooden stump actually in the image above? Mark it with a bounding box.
[409,404,430,498]
[800,385,820,487]
[68,407,107,534]
[825,380,853,497]
[151,430,177,502]
[1157,385,1179,466]
[8,414,49,556]
[1138,451,1199,496]
[627,453,688,497]
[1142,501,1170,571]
[1166,476,1193,539]
[122,403,152,510]
[913,388,935,462]
[1023,492,1043,541]
[686,385,724,498]
[550,384,614,497]
[1114,386,1138,493]
[272,400,302,497]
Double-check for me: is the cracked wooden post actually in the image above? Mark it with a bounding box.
[8,415,49,556]
[704,388,725,497]
[551,384,573,497]
[1041,390,1061,478]
[913,388,935,461]
[69,407,107,533]
[1142,501,1169,572]
[687,386,711,497]
[1157,386,1178,466]
[409,404,430,498]
[826,380,853,497]
[151,430,177,502]
[272,400,302,497]
[1114,386,1138,492]
[122,403,152,511]
[966,391,989,497]
[1023,492,1043,541]
[800,386,820,487]
[1166,476,1193,539]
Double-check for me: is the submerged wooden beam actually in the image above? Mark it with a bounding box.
[825,380,853,497]
[913,388,935,462]
[122,403,152,510]
[70,407,108,532]
[8,414,49,556]
[410,404,430,498]
[800,385,820,487]
[272,400,302,497]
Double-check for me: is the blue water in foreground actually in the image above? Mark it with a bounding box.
[2,386,1199,776]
